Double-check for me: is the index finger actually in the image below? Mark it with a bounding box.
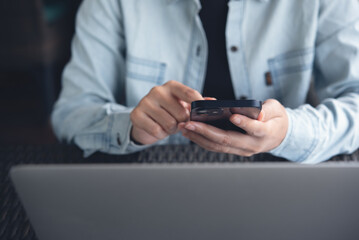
[165,80,204,103]
[183,120,259,151]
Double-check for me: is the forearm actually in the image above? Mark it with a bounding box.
[272,0,359,163]
[271,93,359,163]
[51,99,152,156]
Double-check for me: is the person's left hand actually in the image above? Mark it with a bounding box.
[179,99,288,156]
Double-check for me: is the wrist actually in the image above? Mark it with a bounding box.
[130,127,144,146]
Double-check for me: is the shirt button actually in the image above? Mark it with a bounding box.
[240,95,248,100]
[230,46,239,52]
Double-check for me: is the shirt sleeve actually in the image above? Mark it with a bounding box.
[51,0,150,156]
[270,0,359,163]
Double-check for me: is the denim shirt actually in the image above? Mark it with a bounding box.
[52,0,359,163]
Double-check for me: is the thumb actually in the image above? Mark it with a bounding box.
[261,99,283,121]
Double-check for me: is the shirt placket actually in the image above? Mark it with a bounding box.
[226,0,252,100]
[183,0,208,93]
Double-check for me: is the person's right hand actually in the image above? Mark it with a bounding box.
[130,80,204,145]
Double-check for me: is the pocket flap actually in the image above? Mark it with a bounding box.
[268,48,314,77]
[127,55,166,84]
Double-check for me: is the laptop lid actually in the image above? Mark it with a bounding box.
[11,163,359,240]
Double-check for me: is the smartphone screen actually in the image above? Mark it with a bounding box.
[190,100,262,132]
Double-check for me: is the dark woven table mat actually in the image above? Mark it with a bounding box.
[1,144,358,240]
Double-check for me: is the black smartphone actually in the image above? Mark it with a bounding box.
[190,100,262,132]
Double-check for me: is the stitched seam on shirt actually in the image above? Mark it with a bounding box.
[183,20,196,87]
[297,116,320,162]
[128,55,164,68]
[272,47,314,62]
[123,119,134,153]
[74,133,105,150]
[239,0,252,97]
[106,113,115,152]
[274,63,313,77]
[197,30,207,91]
[268,47,315,78]
[127,72,160,83]
[127,56,166,84]
[275,110,294,155]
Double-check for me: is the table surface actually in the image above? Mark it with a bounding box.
[1,144,358,240]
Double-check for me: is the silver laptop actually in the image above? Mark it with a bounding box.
[11,163,359,240]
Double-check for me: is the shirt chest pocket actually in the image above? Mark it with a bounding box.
[126,55,167,106]
[268,48,315,108]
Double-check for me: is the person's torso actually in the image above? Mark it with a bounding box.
[121,0,318,110]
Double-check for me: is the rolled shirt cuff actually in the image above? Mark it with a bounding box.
[269,106,320,163]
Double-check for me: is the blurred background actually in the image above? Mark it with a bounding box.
[0,0,83,144]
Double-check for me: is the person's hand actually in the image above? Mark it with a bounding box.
[179,99,288,156]
[130,80,203,145]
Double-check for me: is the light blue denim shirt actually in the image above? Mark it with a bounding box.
[52,0,359,163]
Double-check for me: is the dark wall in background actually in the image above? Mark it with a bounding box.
[0,0,83,144]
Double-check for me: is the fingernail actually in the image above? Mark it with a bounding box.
[233,116,241,125]
[185,124,196,131]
